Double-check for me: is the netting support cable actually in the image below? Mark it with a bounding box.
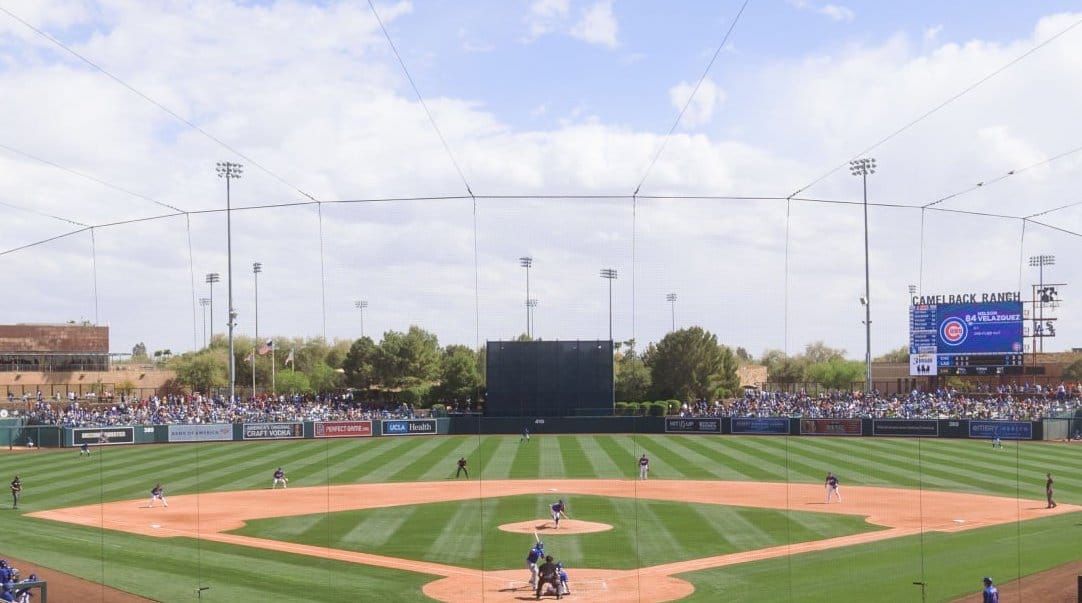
[90,227,100,324]
[317,202,328,341]
[783,197,792,355]
[472,195,480,352]
[631,194,637,350]
[187,214,199,350]
[918,208,926,294]
[1016,219,1028,299]
[632,0,751,195]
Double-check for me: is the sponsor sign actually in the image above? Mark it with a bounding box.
[74,427,134,446]
[168,423,233,442]
[381,419,437,436]
[969,420,1032,440]
[242,422,304,440]
[872,419,939,437]
[314,421,373,438]
[731,417,789,435]
[664,417,721,434]
[799,418,862,436]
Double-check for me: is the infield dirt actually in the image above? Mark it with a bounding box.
[28,480,1078,602]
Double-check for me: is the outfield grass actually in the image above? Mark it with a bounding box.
[0,434,1078,602]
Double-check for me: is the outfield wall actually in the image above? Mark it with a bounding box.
[2,416,1072,448]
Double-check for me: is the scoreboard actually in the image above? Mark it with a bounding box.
[909,301,1024,376]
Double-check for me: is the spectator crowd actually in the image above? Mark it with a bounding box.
[680,382,1081,421]
[17,392,418,428]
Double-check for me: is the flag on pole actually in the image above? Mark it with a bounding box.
[258,339,274,355]
[285,348,295,367]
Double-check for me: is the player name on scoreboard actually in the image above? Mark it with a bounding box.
[909,295,1024,377]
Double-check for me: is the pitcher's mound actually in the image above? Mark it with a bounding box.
[499,519,613,535]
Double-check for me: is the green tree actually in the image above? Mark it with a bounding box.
[171,350,227,392]
[342,336,379,389]
[275,369,312,395]
[307,361,343,393]
[434,345,482,403]
[1063,359,1082,380]
[803,341,846,364]
[762,349,808,384]
[734,347,752,362]
[804,359,865,389]
[131,342,148,361]
[644,327,740,401]
[875,346,910,363]
[615,349,651,402]
[375,326,441,388]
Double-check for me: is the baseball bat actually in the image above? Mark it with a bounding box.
[534,531,540,544]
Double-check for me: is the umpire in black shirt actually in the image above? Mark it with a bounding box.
[536,555,560,599]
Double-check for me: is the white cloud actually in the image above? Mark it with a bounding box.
[2,4,1081,359]
[819,4,856,23]
[525,0,570,39]
[570,0,619,48]
[668,77,726,127]
[924,24,944,44]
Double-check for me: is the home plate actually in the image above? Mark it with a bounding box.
[952,519,965,523]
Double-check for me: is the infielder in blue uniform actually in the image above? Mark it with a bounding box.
[981,577,998,603]
[550,499,568,529]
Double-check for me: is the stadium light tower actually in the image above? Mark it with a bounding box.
[666,293,678,332]
[519,257,533,338]
[527,298,539,339]
[205,273,220,343]
[850,157,876,393]
[199,297,211,348]
[354,300,368,338]
[600,268,618,341]
[1029,255,1055,353]
[217,161,243,405]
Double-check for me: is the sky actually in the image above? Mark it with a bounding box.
[0,0,1080,361]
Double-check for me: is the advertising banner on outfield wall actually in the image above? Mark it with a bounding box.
[872,420,939,437]
[381,419,437,436]
[314,421,373,438]
[731,417,789,435]
[74,427,134,445]
[168,424,233,442]
[664,417,722,433]
[969,420,1032,440]
[799,418,862,436]
[243,422,304,440]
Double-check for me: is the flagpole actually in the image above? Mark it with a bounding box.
[272,346,276,397]
[252,345,257,399]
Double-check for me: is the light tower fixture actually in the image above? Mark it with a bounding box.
[354,300,369,338]
[666,292,678,332]
[850,157,876,393]
[519,256,533,338]
[216,161,243,404]
[600,268,618,342]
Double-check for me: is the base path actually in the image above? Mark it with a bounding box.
[28,480,1077,603]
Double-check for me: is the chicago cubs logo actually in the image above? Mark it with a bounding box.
[939,317,967,346]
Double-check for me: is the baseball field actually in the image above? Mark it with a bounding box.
[1,433,1079,601]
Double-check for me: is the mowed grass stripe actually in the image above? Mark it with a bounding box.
[477,436,520,480]
[539,434,567,478]
[574,435,622,477]
[339,504,422,547]
[671,436,776,480]
[593,435,639,479]
[508,434,541,478]
[429,499,484,561]
[555,435,592,478]
[622,435,704,479]
[389,435,474,481]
